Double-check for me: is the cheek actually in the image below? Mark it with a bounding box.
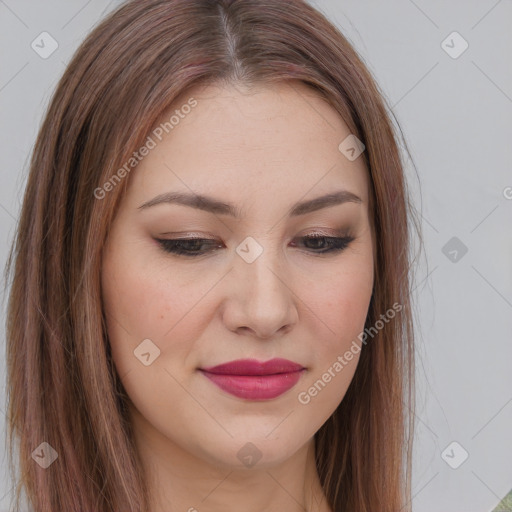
[313,254,374,345]
[312,281,370,378]
[101,244,216,374]
[298,248,373,405]
[101,255,166,338]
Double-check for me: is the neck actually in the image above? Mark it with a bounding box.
[129,405,332,512]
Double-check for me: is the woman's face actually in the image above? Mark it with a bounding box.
[101,81,374,470]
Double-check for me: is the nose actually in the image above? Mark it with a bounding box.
[221,241,299,340]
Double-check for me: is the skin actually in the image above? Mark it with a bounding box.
[101,80,375,512]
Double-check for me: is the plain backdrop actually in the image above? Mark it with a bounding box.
[0,1,511,511]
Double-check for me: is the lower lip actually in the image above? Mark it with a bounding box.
[200,370,305,400]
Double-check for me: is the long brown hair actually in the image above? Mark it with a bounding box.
[4,1,419,510]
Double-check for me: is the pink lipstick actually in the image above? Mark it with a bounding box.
[200,358,305,400]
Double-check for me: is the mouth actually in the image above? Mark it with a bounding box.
[199,358,306,400]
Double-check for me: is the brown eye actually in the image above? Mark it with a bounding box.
[291,235,354,254]
[154,235,354,258]
[156,238,223,256]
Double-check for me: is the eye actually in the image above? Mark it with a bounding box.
[155,237,223,257]
[154,234,354,257]
[291,234,355,254]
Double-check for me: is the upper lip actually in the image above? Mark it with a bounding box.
[200,358,305,376]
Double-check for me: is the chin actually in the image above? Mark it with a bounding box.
[191,431,307,471]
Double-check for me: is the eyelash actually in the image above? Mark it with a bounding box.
[155,234,355,257]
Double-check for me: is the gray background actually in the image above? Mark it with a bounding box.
[1,0,511,510]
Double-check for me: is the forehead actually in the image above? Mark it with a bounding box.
[124,81,370,213]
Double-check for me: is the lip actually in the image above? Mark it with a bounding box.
[199,358,306,400]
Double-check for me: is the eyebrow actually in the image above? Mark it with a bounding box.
[137,189,362,217]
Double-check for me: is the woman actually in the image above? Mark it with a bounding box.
[4,0,419,510]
